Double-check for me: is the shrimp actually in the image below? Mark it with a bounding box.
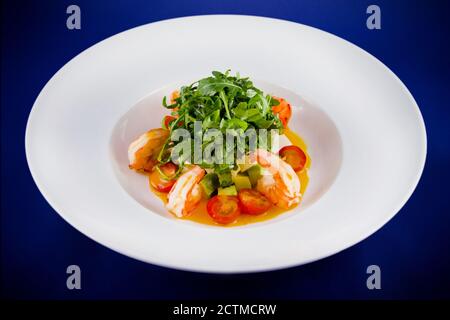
[254,148,301,209]
[128,128,169,173]
[166,165,205,217]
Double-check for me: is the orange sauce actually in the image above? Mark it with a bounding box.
[149,127,311,227]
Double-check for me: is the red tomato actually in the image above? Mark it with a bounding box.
[272,96,292,128]
[150,162,178,193]
[207,196,240,224]
[162,115,176,129]
[238,189,272,215]
[279,145,307,172]
[162,115,183,129]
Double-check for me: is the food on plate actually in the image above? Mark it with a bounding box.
[271,96,292,128]
[128,71,310,226]
[166,165,205,217]
[149,162,178,192]
[128,128,169,172]
[238,189,272,215]
[254,148,301,209]
[207,195,241,224]
[279,145,307,172]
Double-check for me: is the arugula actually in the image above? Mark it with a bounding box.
[161,70,282,177]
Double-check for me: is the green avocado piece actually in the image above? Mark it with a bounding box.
[199,173,219,198]
[232,174,252,191]
[238,162,254,172]
[218,170,233,187]
[218,185,238,196]
[247,165,262,187]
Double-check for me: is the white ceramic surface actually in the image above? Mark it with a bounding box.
[25,15,426,273]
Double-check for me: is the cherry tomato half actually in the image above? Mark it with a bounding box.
[162,115,176,129]
[162,115,184,129]
[150,162,178,193]
[272,96,292,128]
[207,195,240,224]
[279,145,307,172]
[238,189,272,215]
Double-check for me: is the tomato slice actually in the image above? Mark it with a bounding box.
[162,115,176,129]
[207,195,240,224]
[279,145,307,172]
[238,189,272,215]
[150,162,178,193]
[272,96,292,128]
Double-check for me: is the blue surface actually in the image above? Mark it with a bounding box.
[1,0,449,299]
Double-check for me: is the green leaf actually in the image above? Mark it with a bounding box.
[166,70,285,173]
[270,96,280,106]
[202,109,220,130]
[198,77,242,96]
[220,118,248,131]
[212,71,223,78]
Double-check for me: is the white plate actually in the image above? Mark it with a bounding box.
[25,15,426,273]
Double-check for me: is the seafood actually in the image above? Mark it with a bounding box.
[254,148,301,209]
[126,72,310,226]
[166,165,206,217]
[128,128,169,173]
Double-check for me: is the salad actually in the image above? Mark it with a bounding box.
[128,71,310,226]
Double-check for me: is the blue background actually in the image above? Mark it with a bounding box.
[1,0,449,300]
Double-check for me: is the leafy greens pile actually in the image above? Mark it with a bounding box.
[159,70,283,184]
